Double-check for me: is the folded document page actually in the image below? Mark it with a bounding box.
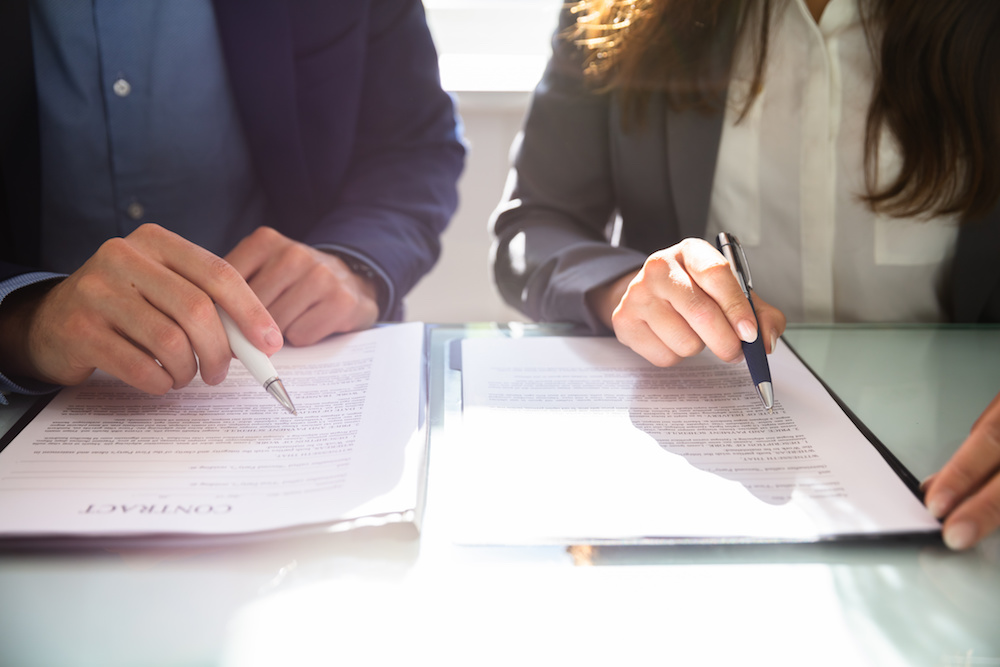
[454,336,940,544]
[0,322,427,542]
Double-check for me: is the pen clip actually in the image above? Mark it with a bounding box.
[716,232,753,296]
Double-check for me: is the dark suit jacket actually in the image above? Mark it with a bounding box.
[491,8,1000,331]
[0,0,464,321]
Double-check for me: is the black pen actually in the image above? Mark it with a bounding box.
[715,232,773,412]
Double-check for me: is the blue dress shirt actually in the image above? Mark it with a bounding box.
[31,0,268,271]
[0,0,268,401]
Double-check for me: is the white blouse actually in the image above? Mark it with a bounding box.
[705,0,959,323]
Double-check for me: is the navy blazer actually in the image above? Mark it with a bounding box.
[0,0,464,320]
[491,8,1000,330]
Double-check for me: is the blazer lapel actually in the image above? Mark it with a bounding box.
[210,0,318,228]
[665,105,726,238]
[608,91,725,251]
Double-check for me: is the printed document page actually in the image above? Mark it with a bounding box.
[453,336,940,544]
[0,322,426,539]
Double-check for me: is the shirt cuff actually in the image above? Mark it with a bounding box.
[0,272,67,405]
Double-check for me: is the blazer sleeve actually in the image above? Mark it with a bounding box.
[489,8,647,334]
[297,0,465,321]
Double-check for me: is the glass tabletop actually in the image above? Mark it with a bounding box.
[0,323,997,666]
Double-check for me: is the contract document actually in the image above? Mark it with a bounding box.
[0,322,427,544]
[453,336,941,545]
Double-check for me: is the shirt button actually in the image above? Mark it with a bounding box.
[127,202,145,220]
[113,78,132,97]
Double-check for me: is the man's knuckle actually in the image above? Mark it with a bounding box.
[155,324,191,358]
[124,357,169,394]
[185,293,218,327]
[251,226,279,243]
[307,262,338,288]
[95,236,131,260]
[73,271,112,298]
[284,244,316,269]
[135,222,164,235]
[205,255,240,285]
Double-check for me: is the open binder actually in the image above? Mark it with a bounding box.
[450,335,941,545]
[0,322,428,548]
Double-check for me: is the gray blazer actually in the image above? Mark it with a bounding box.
[490,9,1000,332]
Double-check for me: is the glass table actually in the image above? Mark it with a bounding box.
[0,324,997,666]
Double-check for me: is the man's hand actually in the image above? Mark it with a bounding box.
[225,227,379,347]
[586,238,786,367]
[0,224,282,394]
[924,391,1000,550]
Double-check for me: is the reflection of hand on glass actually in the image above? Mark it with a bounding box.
[923,391,1000,550]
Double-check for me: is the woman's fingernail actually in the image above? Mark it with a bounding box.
[926,489,955,519]
[737,320,758,343]
[943,521,977,551]
[769,330,778,353]
[264,326,284,348]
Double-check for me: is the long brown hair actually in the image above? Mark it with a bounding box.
[570,0,1000,221]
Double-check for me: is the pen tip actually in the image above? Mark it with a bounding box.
[757,382,774,413]
[266,378,298,416]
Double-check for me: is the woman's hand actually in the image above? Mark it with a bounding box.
[587,238,786,366]
[924,391,1000,550]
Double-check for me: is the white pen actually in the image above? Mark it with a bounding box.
[215,305,297,415]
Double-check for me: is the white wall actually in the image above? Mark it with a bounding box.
[403,1,560,324]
